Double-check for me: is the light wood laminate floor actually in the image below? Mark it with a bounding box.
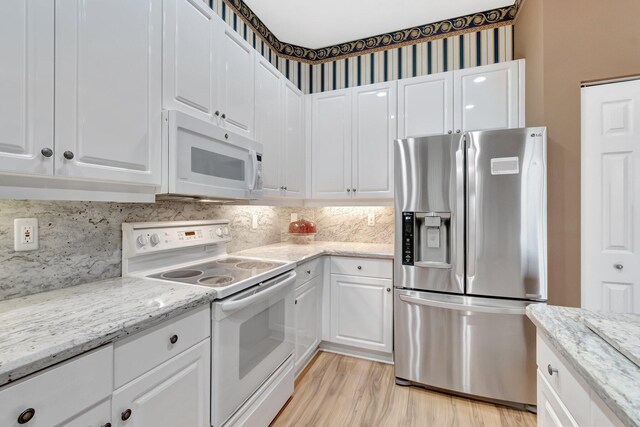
[272,352,536,427]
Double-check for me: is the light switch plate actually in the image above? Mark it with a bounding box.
[14,218,39,251]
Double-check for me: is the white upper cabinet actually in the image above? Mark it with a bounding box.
[311,89,352,199]
[351,82,397,199]
[282,80,306,198]
[0,0,54,176]
[398,73,454,139]
[254,55,283,196]
[163,0,216,122]
[215,18,255,139]
[453,60,522,132]
[55,0,162,186]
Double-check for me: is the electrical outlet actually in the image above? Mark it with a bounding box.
[291,213,298,222]
[14,218,39,251]
[367,213,375,226]
[252,214,258,230]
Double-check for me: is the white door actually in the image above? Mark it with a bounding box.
[453,60,521,133]
[55,0,162,186]
[311,89,352,199]
[282,80,306,198]
[537,370,579,427]
[582,79,640,314]
[215,18,254,139]
[112,340,210,427]
[294,277,321,373]
[351,82,397,199]
[163,0,216,122]
[0,0,54,176]
[254,55,282,197]
[398,72,454,138]
[330,274,393,352]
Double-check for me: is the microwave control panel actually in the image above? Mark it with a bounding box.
[402,212,414,265]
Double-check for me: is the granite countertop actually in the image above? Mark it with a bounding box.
[0,241,393,387]
[231,241,394,263]
[527,305,640,427]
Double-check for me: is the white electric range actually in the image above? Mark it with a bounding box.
[122,220,297,427]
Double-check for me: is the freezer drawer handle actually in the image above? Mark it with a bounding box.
[398,294,527,315]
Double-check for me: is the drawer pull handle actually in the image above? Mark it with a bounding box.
[357,266,362,270]
[40,147,53,158]
[103,423,112,427]
[306,270,311,274]
[121,409,132,421]
[170,334,179,344]
[614,263,623,270]
[63,151,74,160]
[387,288,391,292]
[294,299,298,305]
[17,408,35,424]
[547,364,558,376]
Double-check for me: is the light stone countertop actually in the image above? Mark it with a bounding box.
[526,304,640,427]
[0,241,393,387]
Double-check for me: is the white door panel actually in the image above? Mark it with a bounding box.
[0,0,54,176]
[55,0,162,185]
[282,80,305,198]
[352,82,396,199]
[454,61,519,132]
[398,73,454,138]
[311,89,352,199]
[163,0,215,121]
[582,79,640,313]
[294,277,321,373]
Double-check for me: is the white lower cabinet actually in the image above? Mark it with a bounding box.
[294,275,322,374]
[112,339,210,427]
[537,370,578,427]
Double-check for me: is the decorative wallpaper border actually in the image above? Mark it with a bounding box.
[223,0,521,64]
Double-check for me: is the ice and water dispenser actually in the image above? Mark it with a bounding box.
[401,211,452,268]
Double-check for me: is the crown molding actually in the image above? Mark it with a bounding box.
[224,0,521,64]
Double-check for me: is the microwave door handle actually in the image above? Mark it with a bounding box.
[398,294,527,315]
[220,271,296,313]
[248,149,257,191]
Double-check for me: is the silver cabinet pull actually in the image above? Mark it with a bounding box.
[347,189,351,192]
[17,408,35,424]
[352,188,357,193]
[63,151,74,160]
[386,288,391,292]
[547,364,558,376]
[40,148,53,158]
[447,130,453,134]
[169,334,178,344]
[614,264,624,270]
[357,265,362,270]
[456,129,461,133]
[224,134,229,140]
[214,111,220,117]
[221,113,226,119]
[306,270,311,274]
[121,409,132,421]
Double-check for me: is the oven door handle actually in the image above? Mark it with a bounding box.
[220,271,296,313]
[398,294,527,315]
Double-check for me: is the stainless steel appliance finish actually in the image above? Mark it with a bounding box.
[394,127,547,408]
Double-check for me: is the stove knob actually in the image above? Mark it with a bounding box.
[137,235,149,246]
[223,226,230,236]
[150,233,161,246]
[216,228,223,237]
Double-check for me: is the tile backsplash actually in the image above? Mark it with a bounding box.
[0,201,393,300]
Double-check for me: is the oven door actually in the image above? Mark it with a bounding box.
[166,110,263,200]
[211,271,295,427]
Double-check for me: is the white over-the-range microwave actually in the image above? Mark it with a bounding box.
[158,110,264,201]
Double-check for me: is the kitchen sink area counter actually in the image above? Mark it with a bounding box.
[231,241,394,263]
[0,277,216,387]
[527,304,640,427]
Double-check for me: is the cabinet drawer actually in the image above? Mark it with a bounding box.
[0,345,113,427]
[537,369,579,427]
[114,306,210,388]
[536,333,590,426]
[295,258,323,287]
[331,257,392,279]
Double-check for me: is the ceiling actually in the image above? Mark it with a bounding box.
[243,0,516,49]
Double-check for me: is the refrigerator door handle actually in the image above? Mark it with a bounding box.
[398,294,527,315]
[467,140,477,279]
[455,142,465,284]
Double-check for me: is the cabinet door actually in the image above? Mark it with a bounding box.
[398,72,454,139]
[163,0,216,122]
[330,274,392,352]
[352,82,397,199]
[537,370,579,427]
[294,277,321,373]
[0,0,54,176]
[282,80,306,198]
[453,60,520,132]
[112,340,210,427]
[254,55,282,196]
[55,0,162,186]
[215,19,255,139]
[311,89,352,199]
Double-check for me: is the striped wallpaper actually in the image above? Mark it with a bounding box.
[207,0,514,94]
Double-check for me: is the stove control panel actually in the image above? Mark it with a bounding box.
[124,221,232,256]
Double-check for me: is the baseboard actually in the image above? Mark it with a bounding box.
[319,341,394,364]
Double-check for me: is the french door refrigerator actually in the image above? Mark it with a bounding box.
[393,127,547,408]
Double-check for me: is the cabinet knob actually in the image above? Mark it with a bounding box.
[224,134,229,140]
[614,263,624,270]
[306,270,311,274]
[294,299,298,305]
[17,408,35,424]
[214,111,220,117]
[352,188,356,193]
[221,113,226,119]
[386,288,391,292]
[347,189,351,192]
[169,334,178,344]
[547,364,558,376]
[357,265,362,270]
[63,151,74,160]
[40,148,53,158]
[121,409,132,421]
[456,129,461,134]
[284,186,288,190]
[102,423,112,427]
[447,130,453,134]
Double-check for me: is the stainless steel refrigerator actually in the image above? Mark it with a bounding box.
[393,127,547,409]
